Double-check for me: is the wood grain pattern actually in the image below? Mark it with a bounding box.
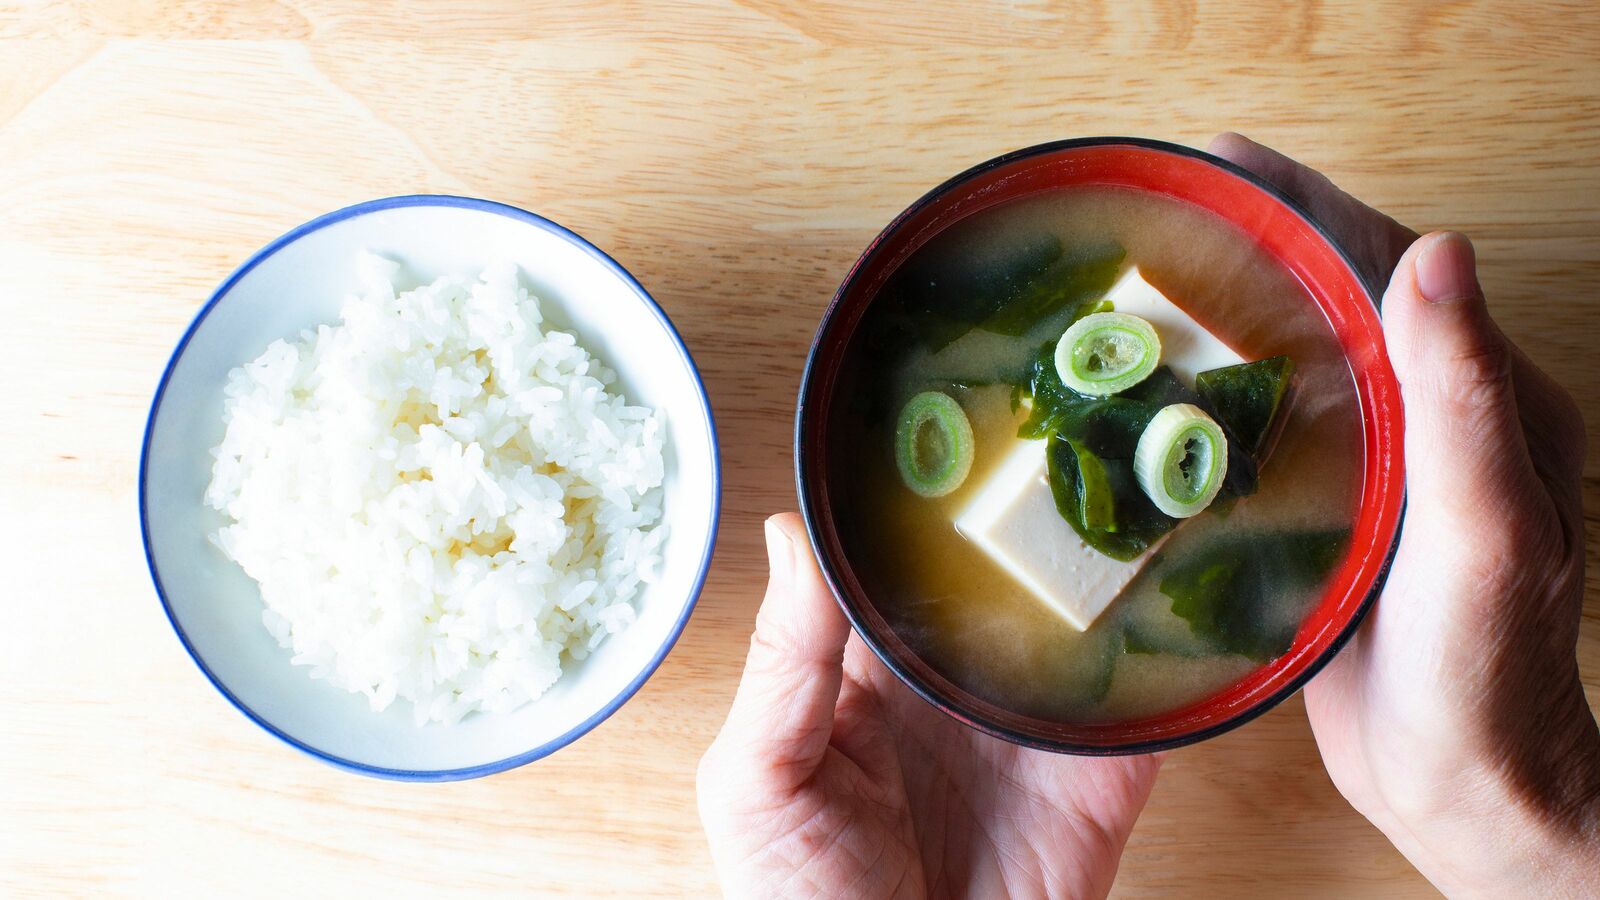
[1,2,1596,896]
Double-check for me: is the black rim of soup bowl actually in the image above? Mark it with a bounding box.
[794,136,1403,756]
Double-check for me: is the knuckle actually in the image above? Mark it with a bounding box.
[1413,333,1514,423]
[747,622,797,671]
[1451,334,1514,402]
[1455,500,1567,594]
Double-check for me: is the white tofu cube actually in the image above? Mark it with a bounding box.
[953,267,1243,630]
[955,440,1158,630]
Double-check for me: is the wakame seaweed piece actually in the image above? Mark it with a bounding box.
[1216,432,1260,499]
[1120,625,1162,655]
[893,230,1066,350]
[1025,365,1191,451]
[1119,366,1194,406]
[849,313,919,428]
[1158,528,1351,662]
[875,289,973,357]
[1121,613,1216,658]
[1196,356,1297,458]
[1088,628,1121,704]
[1068,438,1118,531]
[1051,398,1165,458]
[1046,434,1178,562]
[1017,338,1082,438]
[1026,391,1173,460]
[979,240,1127,336]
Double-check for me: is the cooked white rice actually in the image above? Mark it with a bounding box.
[205,254,665,725]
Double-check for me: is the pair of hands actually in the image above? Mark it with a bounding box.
[697,134,1598,898]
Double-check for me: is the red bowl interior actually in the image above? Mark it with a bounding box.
[795,138,1405,754]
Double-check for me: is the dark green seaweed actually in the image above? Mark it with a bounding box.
[1053,398,1164,457]
[1196,356,1296,458]
[1023,364,1187,450]
[890,231,1065,351]
[1045,434,1178,561]
[1116,366,1182,404]
[1120,625,1168,656]
[1021,348,1287,497]
[1068,438,1118,531]
[1016,339,1082,439]
[978,241,1126,336]
[1026,349,1299,562]
[1157,528,1349,662]
[1121,618,1214,658]
[1088,629,1121,704]
[889,236,1125,352]
[1016,336,1136,440]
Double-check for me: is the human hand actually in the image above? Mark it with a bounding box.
[1209,133,1599,896]
[697,514,1162,899]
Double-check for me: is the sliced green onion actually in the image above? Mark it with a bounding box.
[1133,403,1228,518]
[894,391,975,498]
[1054,312,1161,397]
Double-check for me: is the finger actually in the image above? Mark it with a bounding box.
[711,513,851,791]
[1381,231,1539,520]
[1208,132,1418,295]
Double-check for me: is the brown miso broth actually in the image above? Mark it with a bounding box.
[827,187,1363,724]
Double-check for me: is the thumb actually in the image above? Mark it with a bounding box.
[708,513,850,792]
[1382,231,1532,518]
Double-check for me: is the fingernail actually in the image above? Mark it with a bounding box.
[1414,232,1479,304]
[764,518,794,583]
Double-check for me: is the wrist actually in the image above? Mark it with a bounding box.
[1461,778,1600,899]
[1486,741,1600,898]
[1384,699,1600,897]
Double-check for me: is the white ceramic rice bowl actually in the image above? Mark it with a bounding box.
[140,196,719,780]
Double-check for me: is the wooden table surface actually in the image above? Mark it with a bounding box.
[4,3,1598,897]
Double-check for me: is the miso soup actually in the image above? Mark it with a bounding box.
[827,187,1363,723]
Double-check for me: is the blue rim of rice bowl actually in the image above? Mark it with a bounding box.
[139,195,721,782]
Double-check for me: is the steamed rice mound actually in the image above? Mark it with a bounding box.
[205,254,665,725]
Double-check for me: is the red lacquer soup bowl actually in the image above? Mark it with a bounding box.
[794,137,1405,754]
